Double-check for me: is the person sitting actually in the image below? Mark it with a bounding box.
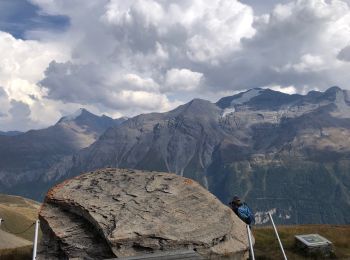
[229,196,255,225]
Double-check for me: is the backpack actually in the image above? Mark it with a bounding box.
[237,203,255,225]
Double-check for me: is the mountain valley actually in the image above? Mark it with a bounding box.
[1,87,350,224]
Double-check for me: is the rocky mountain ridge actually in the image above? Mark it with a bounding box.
[51,87,350,224]
[1,87,350,224]
[0,109,126,199]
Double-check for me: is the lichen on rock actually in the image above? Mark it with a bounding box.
[38,168,250,259]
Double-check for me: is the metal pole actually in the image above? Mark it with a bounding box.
[247,225,255,260]
[268,212,287,260]
[32,220,39,260]
[0,218,2,227]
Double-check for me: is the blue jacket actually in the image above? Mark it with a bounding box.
[230,202,255,225]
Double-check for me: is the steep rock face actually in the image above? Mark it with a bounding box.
[38,168,249,259]
[0,109,125,200]
[53,87,350,224]
[65,99,225,188]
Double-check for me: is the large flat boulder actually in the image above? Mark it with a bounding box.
[38,168,250,259]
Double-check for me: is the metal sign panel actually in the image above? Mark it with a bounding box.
[295,234,332,247]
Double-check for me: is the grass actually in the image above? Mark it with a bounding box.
[253,225,350,259]
[1,193,349,259]
[0,193,41,260]
[0,245,32,260]
[0,193,41,241]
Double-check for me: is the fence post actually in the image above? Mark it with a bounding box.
[268,212,288,260]
[247,225,255,260]
[32,220,40,260]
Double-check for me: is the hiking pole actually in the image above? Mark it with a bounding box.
[268,212,287,260]
[247,225,255,260]
[32,220,40,260]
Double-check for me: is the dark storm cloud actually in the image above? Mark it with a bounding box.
[9,100,31,119]
[239,0,291,14]
[338,45,350,62]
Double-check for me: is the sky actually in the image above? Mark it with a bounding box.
[1,0,350,131]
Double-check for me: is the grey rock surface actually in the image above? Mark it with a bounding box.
[38,168,249,259]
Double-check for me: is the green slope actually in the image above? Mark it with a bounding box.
[0,193,41,259]
[0,193,41,241]
[254,225,350,259]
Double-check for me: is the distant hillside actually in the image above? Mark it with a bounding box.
[0,193,40,241]
[0,131,22,136]
[51,87,350,224]
[0,230,32,251]
[0,109,126,200]
[0,194,41,260]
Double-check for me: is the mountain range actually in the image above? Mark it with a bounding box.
[0,109,125,199]
[1,87,350,224]
[0,131,23,136]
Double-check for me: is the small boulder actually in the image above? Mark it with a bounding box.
[38,168,250,259]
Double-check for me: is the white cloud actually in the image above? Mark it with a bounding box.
[278,54,325,73]
[0,31,68,130]
[183,0,255,63]
[112,90,175,112]
[122,74,160,92]
[268,85,297,94]
[101,0,255,64]
[164,68,203,92]
[0,31,66,84]
[293,55,325,73]
[207,0,350,90]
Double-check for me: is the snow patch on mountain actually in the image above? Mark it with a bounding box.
[230,88,262,106]
[222,107,236,117]
[331,89,350,118]
[254,208,276,224]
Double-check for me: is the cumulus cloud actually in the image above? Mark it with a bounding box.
[204,0,350,91]
[3,0,350,131]
[0,31,67,130]
[164,69,203,92]
[36,0,350,99]
[32,0,256,118]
